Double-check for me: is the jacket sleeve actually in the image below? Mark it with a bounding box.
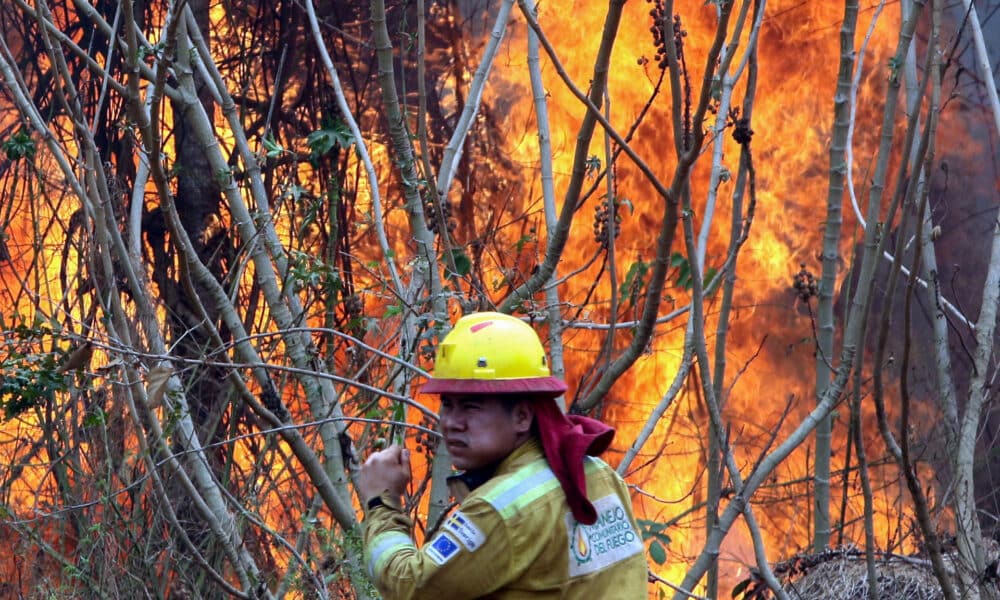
[363,496,514,599]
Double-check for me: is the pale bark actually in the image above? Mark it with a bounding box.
[672,5,925,582]
[902,0,959,440]
[525,0,567,404]
[957,0,1000,140]
[177,22,352,504]
[434,0,514,202]
[170,13,379,546]
[813,0,859,552]
[1,1,273,592]
[304,0,404,298]
[874,3,958,596]
[696,0,759,270]
[671,5,784,594]
[514,0,725,411]
[673,338,857,597]
[502,0,631,322]
[681,187,787,599]
[696,1,763,593]
[936,4,1000,594]
[413,0,460,285]
[617,347,692,476]
[369,0,454,527]
[183,12,389,592]
[953,48,998,594]
[844,0,970,329]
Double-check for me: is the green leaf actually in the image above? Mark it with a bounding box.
[619,260,651,307]
[704,266,719,285]
[731,578,752,598]
[444,249,472,277]
[306,129,336,157]
[670,253,719,292]
[297,197,321,237]
[636,518,668,538]
[307,119,355,160]
[648,540,667,565]
[262,133,285,158]
[2,128,36,161]
[671,252,692,289]
[514,234,534,253]
[0,348,66,419]
[83,408,106,427]
[284,183,307,203]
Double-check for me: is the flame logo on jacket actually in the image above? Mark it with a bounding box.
[570,524,591,565]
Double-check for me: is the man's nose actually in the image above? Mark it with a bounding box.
[441,411,465,432]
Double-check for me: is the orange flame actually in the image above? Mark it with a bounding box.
[475,0,931,591]
[0,0,975,596]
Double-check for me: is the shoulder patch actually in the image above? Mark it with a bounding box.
[566,493,643,578]
[426,532,462,566]
[443,511,486,551]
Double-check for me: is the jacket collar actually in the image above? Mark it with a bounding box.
[446,438,543,502]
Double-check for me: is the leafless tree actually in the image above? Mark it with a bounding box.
[0,0,998,599]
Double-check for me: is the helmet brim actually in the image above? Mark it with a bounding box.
[421,376,567,397]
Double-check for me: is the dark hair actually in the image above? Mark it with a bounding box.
[498,395,540,436]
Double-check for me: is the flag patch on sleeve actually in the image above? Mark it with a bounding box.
[443,511,485,551]
[426,533,462,565]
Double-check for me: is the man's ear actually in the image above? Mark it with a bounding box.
[512,400,535,435]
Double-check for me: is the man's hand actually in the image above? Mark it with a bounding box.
[358,444,411,502]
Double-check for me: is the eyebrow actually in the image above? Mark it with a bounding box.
[443,395,488,405]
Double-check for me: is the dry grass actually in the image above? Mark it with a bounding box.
[784,554,948,600]
[774,541,1000,600]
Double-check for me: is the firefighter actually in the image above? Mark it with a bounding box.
[359,312,648,598]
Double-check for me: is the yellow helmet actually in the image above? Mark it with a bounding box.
[421,312,567,396]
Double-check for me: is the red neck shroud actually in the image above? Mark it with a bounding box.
[533,399,615,525]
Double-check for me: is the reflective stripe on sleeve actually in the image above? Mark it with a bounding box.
[481,458,604,520]
[582,456,604,475]
[481,459,554,519]
[367,531,416,579]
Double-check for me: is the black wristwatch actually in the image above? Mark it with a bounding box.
[366,495,386,511]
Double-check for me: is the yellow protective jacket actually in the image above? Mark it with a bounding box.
[363,439,648,599]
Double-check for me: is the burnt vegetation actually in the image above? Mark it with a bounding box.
[0,0,999,599]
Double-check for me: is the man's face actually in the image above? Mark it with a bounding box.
[439,394,533,471]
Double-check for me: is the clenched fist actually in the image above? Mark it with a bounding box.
[358,444,411,503]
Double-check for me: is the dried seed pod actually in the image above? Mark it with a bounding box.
[792,263,819,302]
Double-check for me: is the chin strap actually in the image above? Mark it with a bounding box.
[533,398,615,525]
